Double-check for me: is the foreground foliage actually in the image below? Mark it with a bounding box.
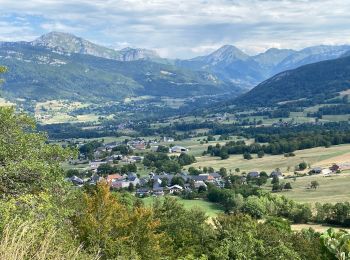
[0,106,75,197]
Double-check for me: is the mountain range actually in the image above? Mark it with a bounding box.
[0,42,234,102]
[176,44,350,88]
[1,31,350,103]
[0,32,237,102]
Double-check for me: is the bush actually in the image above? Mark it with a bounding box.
[220,151,229,160]
[284,183,292,190]
[284,152,295,157]
[298,162,308,171]
[257,151,265,158]
[243,152,252,160]
[272,183,283,192]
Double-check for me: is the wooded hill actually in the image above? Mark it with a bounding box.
[235,55,350,107]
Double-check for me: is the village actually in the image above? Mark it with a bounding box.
[65,136,350,198]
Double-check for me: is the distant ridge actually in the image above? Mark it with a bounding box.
[0,41,238,102]
[31,31,160,61]
[176,44,350,88]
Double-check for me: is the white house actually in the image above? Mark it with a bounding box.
[171,146,188,153]
[163,137,175,142]
[90,161,106,171]
[167,185,183,194]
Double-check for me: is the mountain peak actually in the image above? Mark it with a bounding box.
[31,31,160,61]
[216,44,241,52]
[210,45,249,61]
[31,31,112,56]
[32,31,85,47]
[190,44,249,65]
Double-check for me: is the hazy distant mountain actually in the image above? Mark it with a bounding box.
[0,42,238,102]
[190,45,250,66]
[235,54,350,106]
[31,32,160,61]
[176,45,262,88]
[176,44,350,89]
[252,48,296,70]
[341,50,350,58]
[274,45,350,74]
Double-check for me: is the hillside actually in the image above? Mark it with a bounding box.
[235,55,350,106]
[0,42,237,102]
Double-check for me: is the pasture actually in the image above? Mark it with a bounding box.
[272,172,350,204]
[189,144,350,173]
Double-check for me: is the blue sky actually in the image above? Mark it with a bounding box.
[1,0,350,59]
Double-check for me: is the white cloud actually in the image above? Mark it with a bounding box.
[0,0,350,58]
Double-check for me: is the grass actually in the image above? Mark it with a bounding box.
[142,196,224,217]
[167,136,250,157]
[269,172,350,204]
[0,220,88,259]
[190,144,350,173]
[322,114,350,122]
[34,99,100,124]
[291,223,350,233]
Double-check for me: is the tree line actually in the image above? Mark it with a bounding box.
[206,131,350,158]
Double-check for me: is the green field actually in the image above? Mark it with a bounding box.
[142,196,224,217]
[35,99,100,124]
[168,136,250,157]
[190,144,350,173]
[269,172,350,204]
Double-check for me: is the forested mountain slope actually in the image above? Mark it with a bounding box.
[235,55,350,106]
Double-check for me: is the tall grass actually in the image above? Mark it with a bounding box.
[0,220,95,260]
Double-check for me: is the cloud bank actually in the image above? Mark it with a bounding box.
[0,0,350,58]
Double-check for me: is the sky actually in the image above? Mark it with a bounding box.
[1,0,350,59]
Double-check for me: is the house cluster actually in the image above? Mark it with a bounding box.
[246,170,284,180]
[207,113,230,122]
[135,172,223,197]
[66,171,142,188]
[67,170,224,197]
[309,163,350,175]
[150,145,189,153]
[89,155,143,171]
[106,172,141,189]
[272,121,293,127]
[127,139,147,150]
